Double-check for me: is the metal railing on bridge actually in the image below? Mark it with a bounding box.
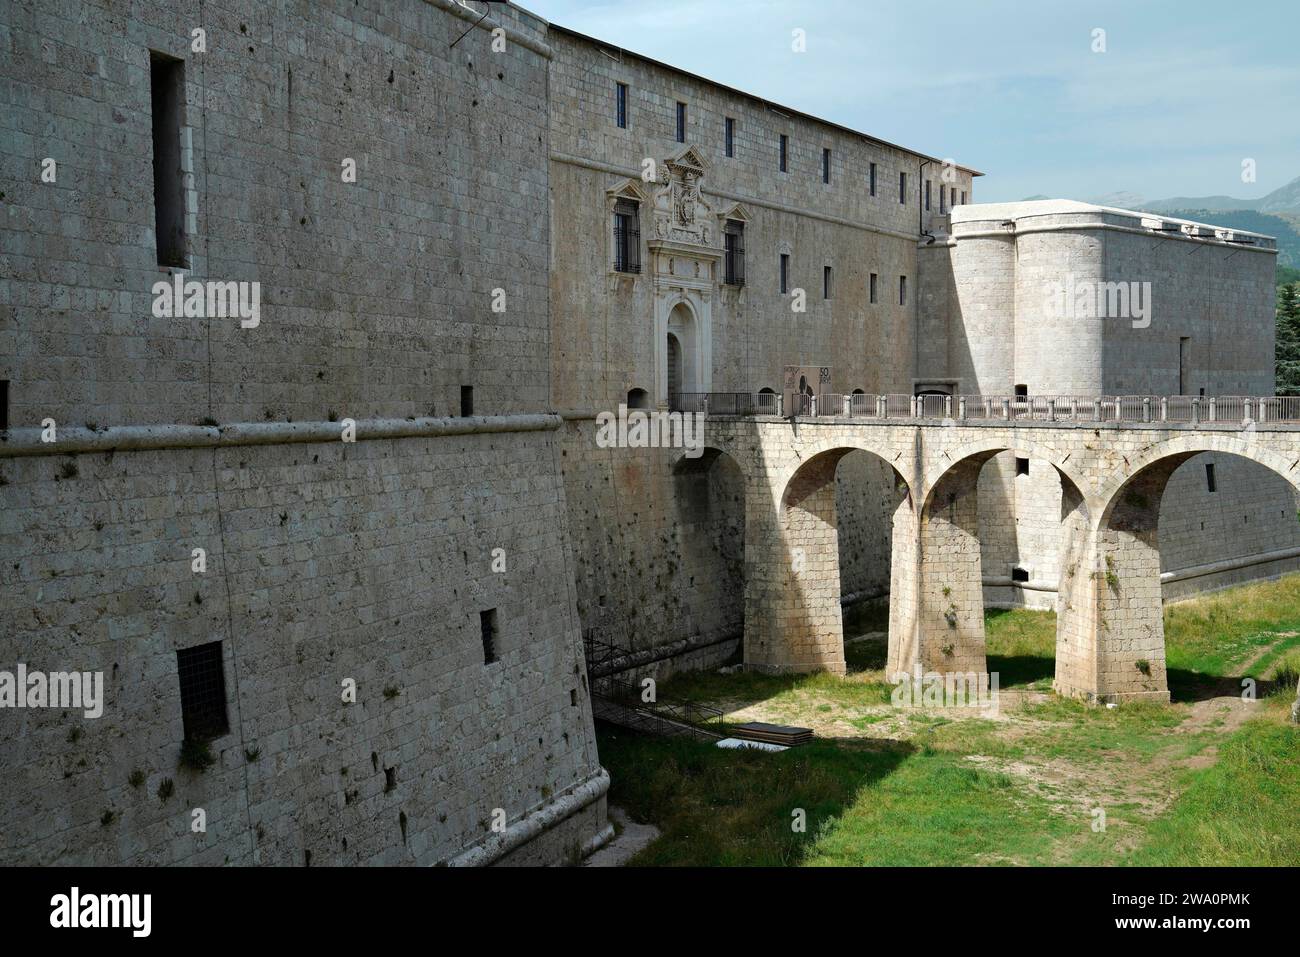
[666,391,1300,426]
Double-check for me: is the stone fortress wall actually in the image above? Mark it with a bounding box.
[0,0,607,865]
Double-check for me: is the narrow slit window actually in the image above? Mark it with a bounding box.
[615,82,628,128]
[780,253,790,294]
[869,162,877,196]
[899,275,907,305]
[1205,462,1216,493]
[480,609,499,664]
[0,379,9,431]
[176,641,228,740]
[899,171,908,204]
[724,116,735,157]
[823,265,833,300]
[779,134,788,172]
[822,147,831,184]
[675,101,686,143]
[150,52,187,268]
[460,385,474,417]
[869,273,878,304]
[925,180,931,211]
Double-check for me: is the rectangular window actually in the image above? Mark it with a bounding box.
[0,379,8,431]
[613,198,641,274]
[616,82,628,128]
[779,134,788,172]
[150,52,187,268]
[1016,457,1030,476]
[869,162,877,196]
[869,273,878,304]
[724,220,745,286]
[823,265,833,299]
[480,609,499,664]
[1014,384,1028,399]
[950,186,957,209]
[960,190,966,205]
[725,117,735,157]
[899,171,908,204]
[940,184,946,213]
[898,275,907,305]
[1206,463,1217,493]
[780,253,789,294]
[460,385,474,417]
[675,101,686,143]
[925,180,931,211]
[1179,336,1191,395]
[176,641,228,740]
[822,147,831,184]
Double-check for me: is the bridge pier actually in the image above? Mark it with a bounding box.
[888,454,990,680]
[744,451,847,674]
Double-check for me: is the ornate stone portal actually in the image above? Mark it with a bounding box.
[648,146,720,408]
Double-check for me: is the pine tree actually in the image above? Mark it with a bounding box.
[1276,284,1300,395]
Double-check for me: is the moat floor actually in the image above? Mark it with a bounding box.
[598,575,1300,866]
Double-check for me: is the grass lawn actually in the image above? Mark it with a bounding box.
[597,575,1300,866]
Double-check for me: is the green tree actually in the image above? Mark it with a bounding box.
[1277,283,1300,395]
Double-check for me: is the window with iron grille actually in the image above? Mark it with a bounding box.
[675,101,686,143]
[869,162,877,196]
[725,117,735,157]
[822,148,831,184]
[779,134,788,172]
[613,198,640,273]
[616,82,627,129]
[176,641,228,740]
[724,220,745,286]
[780,253,789,294]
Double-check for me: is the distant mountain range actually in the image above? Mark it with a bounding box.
[1019,176,1300,275]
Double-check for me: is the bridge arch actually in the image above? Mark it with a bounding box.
[745,445,912,675]
[1076,436,1300,701]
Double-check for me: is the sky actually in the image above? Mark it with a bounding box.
[517,0,1300,203]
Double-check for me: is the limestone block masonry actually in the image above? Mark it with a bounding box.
[0,0,607,866]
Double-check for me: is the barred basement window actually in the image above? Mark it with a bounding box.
[869,273,878,304]
[779,134,788,172]
[615,82,628,128]
[176,641,228,740]
[780,253,790,294]
[1206,462,1217,493]
[460,385,473,417]
[150,52,187,268]
[480,609,499,665]
[869,162,877,196]
[723,220,745,285]
[1016,457,1030,476]
[675,101,686,143]
[724,117,735,157]
[613,198,640,273]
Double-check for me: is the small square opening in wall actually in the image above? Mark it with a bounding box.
[1016,457,1029,476]
[480,608,498,665]
[176,641,228,740]
[460,385,473,417]
[1011,567,1030,583]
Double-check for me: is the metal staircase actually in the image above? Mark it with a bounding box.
[583,635,724,741]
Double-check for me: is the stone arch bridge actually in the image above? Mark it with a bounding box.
[683,404,1300,702]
